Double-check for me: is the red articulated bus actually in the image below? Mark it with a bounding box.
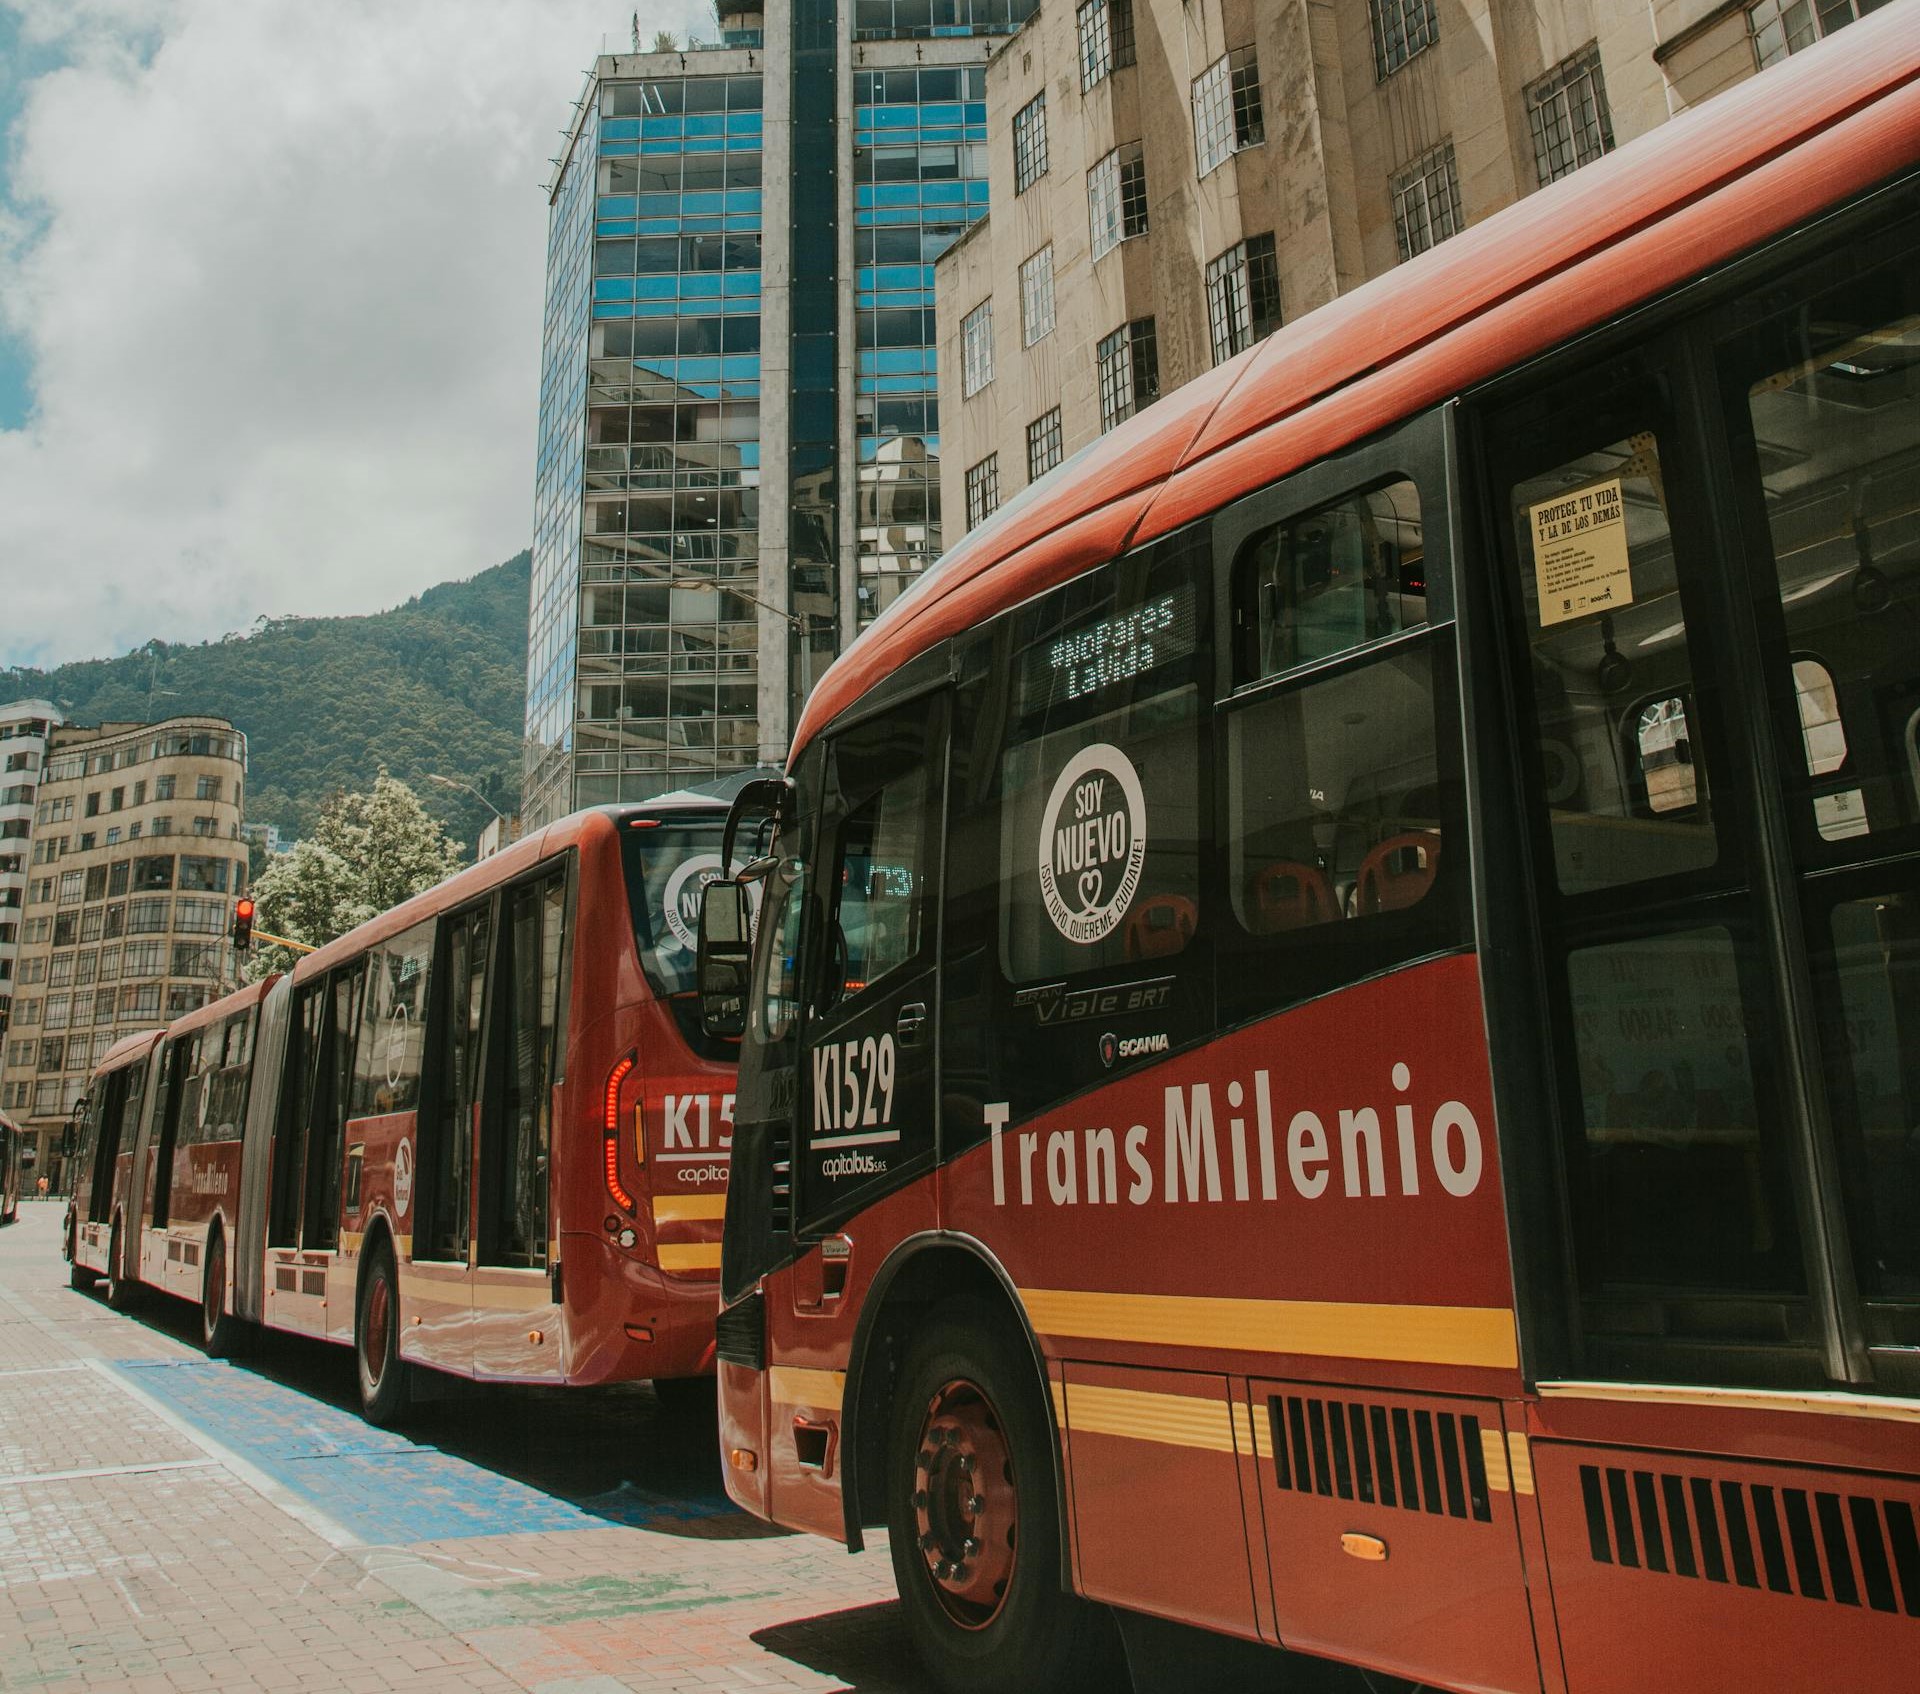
[65,797,742,1421]
[701,17,1920,1694]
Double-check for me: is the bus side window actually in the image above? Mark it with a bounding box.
[1227,478,1443,941]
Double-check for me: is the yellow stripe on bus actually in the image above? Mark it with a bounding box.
[1018,1288,1519,1372]
[652,1194,727,1224]
[1481,1426,1512,1492]
[770,1366,846,1411]
[657,1242,722,1272]
[1060,1382,1239,1454]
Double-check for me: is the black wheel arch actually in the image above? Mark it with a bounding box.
[838,1230,1069,1584]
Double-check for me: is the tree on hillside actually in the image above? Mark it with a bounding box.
[246,772,465,978]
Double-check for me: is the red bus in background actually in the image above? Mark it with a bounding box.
[65,797,742,1422]
[702,17,1920,1694]
[0,1105,21,1222]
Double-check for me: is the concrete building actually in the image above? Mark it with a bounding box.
[0,717,248,1183]
[522,0,1037,828]
[934,0,1899,530]
[0,699,64,1040]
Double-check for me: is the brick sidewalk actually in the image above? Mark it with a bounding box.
[0,1205,918,1694]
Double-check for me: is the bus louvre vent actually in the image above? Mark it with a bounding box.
[715,1291,766,1371]
[1578,1462,1920,1616]
[1266,1394,1493,1524]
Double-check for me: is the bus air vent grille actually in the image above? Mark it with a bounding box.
[1577,1461,1920,1616]
[1266,1393,1493,1524]
[716,1290,767,1370]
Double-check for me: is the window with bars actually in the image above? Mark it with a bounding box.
[1076,0,1136,91]
[1204,234,1282,366]
[965,455,1001,529]
[1014,93,1048,194]
[1527,44,1614,185]
[1096,318,1159,431]
[1020,246,1056,346]
[1087,141,1149,261]
[1392,143,1463,261]
[1026,409,1064,482]
[1370,0,1439,78]
[1193,48,1264,178]
[1747,0,1886,68]
[962,299,995,398]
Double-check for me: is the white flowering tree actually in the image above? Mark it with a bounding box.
[246,771,464,979]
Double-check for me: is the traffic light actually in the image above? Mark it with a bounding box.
[232,897,255,954]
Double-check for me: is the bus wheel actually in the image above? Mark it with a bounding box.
[201,1229,239,1359]
[103,1221,137,1311]
[355,1243,412,1427]
[886,1299,1121,1694]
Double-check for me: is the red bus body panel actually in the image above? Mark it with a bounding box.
[730,15,1920,1694]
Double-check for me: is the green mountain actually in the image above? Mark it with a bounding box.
[0,552,530,854]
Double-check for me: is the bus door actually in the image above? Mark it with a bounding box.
[140,1032,197,1248]
[777,691,948,1517]
[409,902,489,1372]
[471,868,567,1380]
[1473,203,1920,1694]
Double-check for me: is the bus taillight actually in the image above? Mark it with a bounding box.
[604,1054,636,1213]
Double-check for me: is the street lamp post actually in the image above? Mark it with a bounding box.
[425,773,507,822]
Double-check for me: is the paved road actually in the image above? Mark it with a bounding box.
[0,1202,921,1694]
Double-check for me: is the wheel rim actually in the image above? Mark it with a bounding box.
[362,1271,391,1390]
[911,1377,1017,1631]
[203,1236,224,1337]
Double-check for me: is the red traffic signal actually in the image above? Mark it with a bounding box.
[232,898,256,953]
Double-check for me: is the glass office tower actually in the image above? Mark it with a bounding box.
[523,0,1032,828]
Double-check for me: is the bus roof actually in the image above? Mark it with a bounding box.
[290,799,727,982]
[94,1028,165,1077]
[791,9,1920,758]
[166,975,279,1042]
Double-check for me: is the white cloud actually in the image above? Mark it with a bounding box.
[0,0,715,668]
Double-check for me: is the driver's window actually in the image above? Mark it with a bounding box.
[817,715,934,1018]
[831,770,927,1002]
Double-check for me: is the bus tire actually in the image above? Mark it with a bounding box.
[886,1298,1121,1694]
[69,1261,98,1292]
[104,1220,137,1311]
[355,1242,412,1427]
[201,1227,240,1359]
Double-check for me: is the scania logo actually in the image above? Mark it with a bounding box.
[1101,1031,1171,1067]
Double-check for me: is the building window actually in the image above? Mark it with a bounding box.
[1077,0,1135,91]
[962,299,995,398]
[154,775,175,800]
[57,870,82,906]
[1014,93,1048,194]
[1527,45,1614,184]
[1087,141,1149,261]
[965,455,1001,529]
[1748,0,1882,67]
[1097,317,1160,431]
[1019,247,1056,346]
[1371,0,1439,78]
[1204,233,1282,366]
[1393,142,1463,260]
[1027,409,1064,482]
[1193,47,1264,178]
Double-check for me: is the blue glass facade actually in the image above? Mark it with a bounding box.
[525,22,1029,825]
[524,99,597,827]
[853,66,991,627]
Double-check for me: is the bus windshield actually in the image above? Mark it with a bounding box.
[618,814,741,1057]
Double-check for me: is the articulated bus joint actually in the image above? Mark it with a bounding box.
[838,1230,1069,1581]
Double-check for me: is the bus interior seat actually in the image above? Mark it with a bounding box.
[1356,831,1442,914]
[1124,894,1198,960]
[1249,860,1337,932]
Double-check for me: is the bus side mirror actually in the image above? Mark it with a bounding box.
[698,880,752,1039]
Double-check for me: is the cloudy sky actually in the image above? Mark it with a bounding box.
[0,0,710,671]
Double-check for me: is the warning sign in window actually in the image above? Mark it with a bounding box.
[1529,478,1633,627]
